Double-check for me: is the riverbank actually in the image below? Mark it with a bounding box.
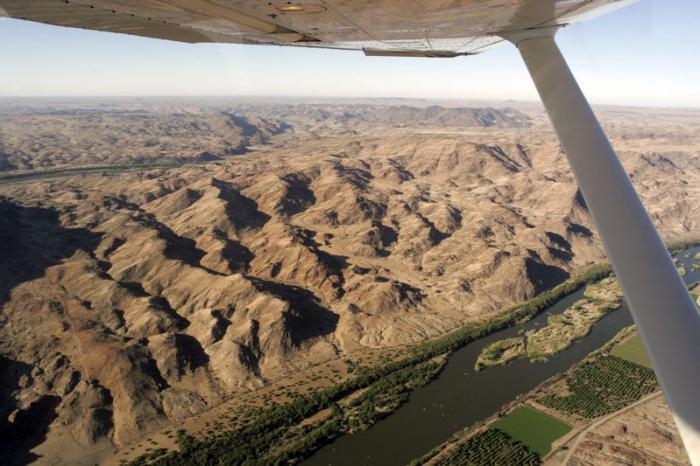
[123,263,612,465]
[417,326,652,465]
[474,277,624,370]
[124,241,700,466]
[414,243,700,466]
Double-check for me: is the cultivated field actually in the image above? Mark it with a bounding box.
[432,429,540,466]
[490,406,571,456]
[611,333,652,369]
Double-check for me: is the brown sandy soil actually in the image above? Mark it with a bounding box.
[545,393,690,466]
[423,367,686,466]
[104,346,400,466]
[1,99,700,464]
[534,328,689,466]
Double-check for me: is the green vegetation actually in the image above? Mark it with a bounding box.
[490,406,571,456]
[582,276,623,302]
[538,355,657,418]
[667,239,700,255]
[0,148,247,184]
[611,333,652,369]
[131,357,447,466]
[475,337,525,371]
[344,357,447,431]
[127,243,700,465]
[525,299,619,360]
[432,429,540,466]
[129,264,612,465]
[404,264,612,365]
[475,277,622,369]
[421,321,668,466]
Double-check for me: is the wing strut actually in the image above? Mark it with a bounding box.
[501,26,700,465]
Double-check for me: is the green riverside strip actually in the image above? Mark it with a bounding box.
[130,264,611,465]
[130,240,700,466]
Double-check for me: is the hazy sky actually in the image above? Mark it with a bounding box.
[1,0,698,107]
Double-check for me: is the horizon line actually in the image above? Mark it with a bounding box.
[0,95,698,111]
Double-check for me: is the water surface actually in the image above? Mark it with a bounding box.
[304,246,700,466]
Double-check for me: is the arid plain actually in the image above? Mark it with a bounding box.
[1,98,699,465]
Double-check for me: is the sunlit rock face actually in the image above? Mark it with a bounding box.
[1,101,699,459]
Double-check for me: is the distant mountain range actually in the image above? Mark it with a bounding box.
[0,101,699,464]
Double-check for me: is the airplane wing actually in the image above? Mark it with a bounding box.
[5,1,700,466]
[0,0,633,56]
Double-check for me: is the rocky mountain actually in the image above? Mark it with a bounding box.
[0,101,699,463]
[0,103,529,173]
[0,108,287,171]
[238,104,531,131]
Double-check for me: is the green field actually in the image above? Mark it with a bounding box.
[433,429,540,466]
[539,355,658,418]
[611,333,653,368]
[490,406,571,456]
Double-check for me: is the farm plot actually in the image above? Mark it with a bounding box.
[432,429,540,466]
[611,333,653,369]
[538,355,657,418]
[490,406,571,456]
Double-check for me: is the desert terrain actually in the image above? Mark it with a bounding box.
[1,97,699,464]
[545,392,689,466]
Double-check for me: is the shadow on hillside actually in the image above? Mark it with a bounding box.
[525,255,570,295]
[248,277,339,344]
[278,173,316,217]
[546,231,574,262]
[0,199,102,464]
[219,238,255,273]
[0,356,60,466]
[0,198,102,309]
[212,178,271,230]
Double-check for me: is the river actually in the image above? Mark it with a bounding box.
[303,246,700,466]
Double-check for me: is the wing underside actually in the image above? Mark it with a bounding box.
[0,0,634,55]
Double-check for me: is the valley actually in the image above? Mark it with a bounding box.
[1,97,699,465]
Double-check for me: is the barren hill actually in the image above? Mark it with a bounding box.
[0,103,529,172]
[0,101,699,463]
[0,108,285,171]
